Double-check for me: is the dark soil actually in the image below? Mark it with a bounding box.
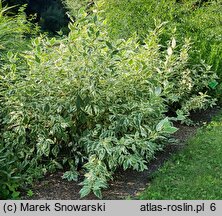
[21,107,221,200]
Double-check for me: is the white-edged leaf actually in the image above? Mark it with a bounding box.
[171,37,176,48]
[156,117,169,132]
[163,126,178,134]
[79,186,91,198]
[167,47,173,56]
[155,87,162,96]
[62,170,78,181]
[93,189,102,199]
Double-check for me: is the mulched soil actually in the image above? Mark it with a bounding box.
[21,107,221,200]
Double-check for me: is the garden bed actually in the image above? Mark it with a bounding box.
[21,107,221,200]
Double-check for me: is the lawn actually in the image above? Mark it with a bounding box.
[139,113,222,200]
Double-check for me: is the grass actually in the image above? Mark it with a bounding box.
[139,112,222,200]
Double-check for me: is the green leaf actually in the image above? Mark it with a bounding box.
[156,117,169,132]
[155,87,162,96]
[33,38,40,46]
[176,110,186,121]
[105,41,113,49]
[52,160,63,169]
[89,26,94,34]
[156,117,178,134]
[93,15,98,23]
[79,186,91,198]
[12,191,20,199]
[37,138,53,157]
[62,170,78,181]
[93,189,102,199]
[76,95,83,110]
[209,80,218,89]
[61,122,69,129]
[7,51,13,60]
[44,103,50,113]
[35,55,40,63]
[111,50,119,56]
[52,145,59,157]
[96,31,100,37]
[27,190,34,197]
[163,126,178,134]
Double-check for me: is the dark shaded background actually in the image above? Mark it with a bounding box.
[5,0,69,33]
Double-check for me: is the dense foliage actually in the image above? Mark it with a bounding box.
[0,0,221,199]
[99,0,222,97]
[0,2,37,199]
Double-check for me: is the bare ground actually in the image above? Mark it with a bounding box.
[21,107,221,200]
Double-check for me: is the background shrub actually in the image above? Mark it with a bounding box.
[1,6,217,198]
[98,0,222,99]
